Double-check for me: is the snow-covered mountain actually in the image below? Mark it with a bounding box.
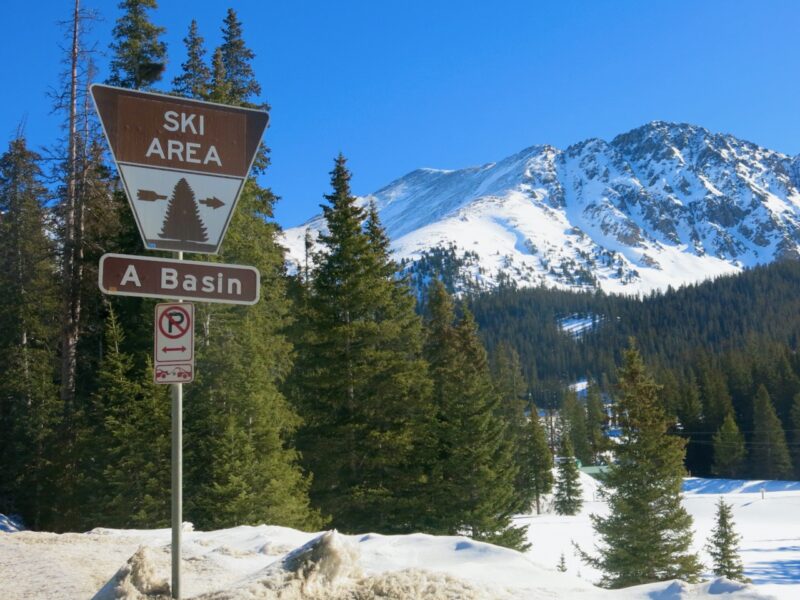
[283,122,800,294]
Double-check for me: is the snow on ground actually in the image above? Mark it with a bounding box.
[558,315,601,339]
[1,475,795,599]
[520,473,799,600]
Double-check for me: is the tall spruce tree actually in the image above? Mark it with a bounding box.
[586,382,607,464]
[172,19,211,99]
[554,436,583,516]
[790,393,800,479]
[562,390,591,465]
[291,155,431,533]
[711,413,746,479]
[706,498,747,582]
[218,8,261,105]
[422,280,527,549]
[578,343,702,588]
[184,177,322,531]
[527,401,554,515]
[750,385,792,480]
[492,342,537,511]
[107,0,167,89]
[0,136,60,529]
[78,307,171,528]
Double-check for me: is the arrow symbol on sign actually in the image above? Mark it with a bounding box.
[162,346,187,353]
[137,189,168,202]
[199,196,225,209]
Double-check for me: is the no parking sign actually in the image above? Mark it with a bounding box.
[154,303,194,383]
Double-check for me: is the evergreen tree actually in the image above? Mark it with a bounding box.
[750,385,793,480]
[207,47,233,105]
[107,0,167,89]
[172,19,211,99]
[562,390,591,465]
[527,402,554,515]
[218,8,261,105]
[577,343,702,588]
[185,177,322,531]
[492,342,537,511]
[586,382,607,464]
[554,436,583,516]
[422,280,527,549]
[699,366,734,433]
[291,155,431,533]
[678,375,707,476]
[79,307,170,528]
[0,136,60,529]
[705,498,747,582]
[557,553,568,572]
[711,413,746,479]
[790,393,800,479]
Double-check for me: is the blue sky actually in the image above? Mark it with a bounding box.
[3,0,800,227]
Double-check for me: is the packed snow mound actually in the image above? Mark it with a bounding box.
[187,530,498,599]
[94,546,171,600]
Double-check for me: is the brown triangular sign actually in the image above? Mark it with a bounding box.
[91,84,269,254]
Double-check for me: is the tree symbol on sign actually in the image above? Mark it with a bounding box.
[159,178,208,242]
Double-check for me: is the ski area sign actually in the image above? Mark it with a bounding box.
[99,253,260,305]
[154,303,195,384]
[91,84,269,254]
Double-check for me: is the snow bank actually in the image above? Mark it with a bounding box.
[94,546,170,599]
[198,530,497,599]
[1,477,790,599]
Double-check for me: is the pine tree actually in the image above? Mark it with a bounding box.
[711,413,746,478]
[492,342,537,511]
[562,390,591,465]
[706,498,747,582]
[557,553,568,572]
[577,343,702,588]
[586,382,607,464]
[700,366,734,433]
[290,155,431,533]
[207,47,233,105]
[185,177,322,531]
[527,402,554,515]
[750,384,792,480]
[107,0,167,89]
[0,136,60,529]
[554,436,583,516]
[105,357,171,528]
[172,19,211,99]
[218,8,261,105]
[422,281,527,549]
[158,178,208,242]
[790,393,800,479]
[78,307,171,528]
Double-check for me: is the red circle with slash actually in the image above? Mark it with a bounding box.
[158,305,191,339]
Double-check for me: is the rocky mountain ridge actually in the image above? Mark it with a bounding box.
[283,121,800,294]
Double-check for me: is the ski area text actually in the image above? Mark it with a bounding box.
[90,84,269,178]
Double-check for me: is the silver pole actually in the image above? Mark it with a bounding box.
[172,250,183,599]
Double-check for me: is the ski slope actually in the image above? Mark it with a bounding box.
[0,476,796,599]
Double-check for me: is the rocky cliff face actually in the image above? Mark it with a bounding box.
[283,122,800,294]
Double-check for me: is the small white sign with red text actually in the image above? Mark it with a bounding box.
[154,302,194,384]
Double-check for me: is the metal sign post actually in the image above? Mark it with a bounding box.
[172,253,183,600]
